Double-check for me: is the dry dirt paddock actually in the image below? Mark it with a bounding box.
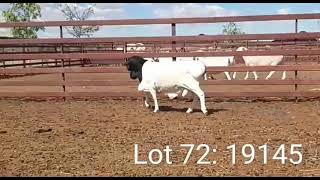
[0,98,320,177]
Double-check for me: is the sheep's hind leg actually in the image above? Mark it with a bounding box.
[281,71,286,80]
[232,72,237,79]
[192,86,207,115]
[265,71,275,80]
[224,72,232,80]
[244,71,249,80]
[253,71,259,80]
[179,77,208,115]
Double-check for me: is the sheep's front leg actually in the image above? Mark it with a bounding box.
[144,92,150,108]
[149,89,159,113]
[186,92,198,113]
[232,72,237,79]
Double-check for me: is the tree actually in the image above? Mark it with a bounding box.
[57,3,99,38]
[2,3,45,38]
[222,22,244,35]
[222,22,245,45]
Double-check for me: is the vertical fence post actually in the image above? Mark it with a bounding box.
[295,19,298,102]
[81,43,85,67]
[22,46,26,68]
[171,23,176,61]
[295,19,298,33]
[55,46,58,66]
[318,36,320,64]
[60,26,66,101]
[2,58,5,78]
[295,55,298,102]
[124,42,127,65]
[1,46,5,74]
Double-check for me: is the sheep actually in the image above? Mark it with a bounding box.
[234,47,285,80]
[192,49,236,80]
[194,56,235,80]
[126,43,146,52]
[115,43,146,52]
[151,51,235,81]
[126,56,208,115]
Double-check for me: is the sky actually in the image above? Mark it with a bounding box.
[0,3,320,38]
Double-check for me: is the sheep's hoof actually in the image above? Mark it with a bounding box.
[186,108,193,113]
[202,110,209,116]
[144,102,150,108]
[153,109,159,113]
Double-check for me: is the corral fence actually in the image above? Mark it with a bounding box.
[1,13,320,100]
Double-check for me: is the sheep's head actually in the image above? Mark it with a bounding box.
[126,56,147,82]
[236,47,248,51]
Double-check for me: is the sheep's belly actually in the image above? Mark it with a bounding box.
[156,85,180,93]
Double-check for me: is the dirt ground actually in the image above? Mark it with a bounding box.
[0,99,320,177]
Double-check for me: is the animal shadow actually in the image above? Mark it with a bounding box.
[150,106,227,115]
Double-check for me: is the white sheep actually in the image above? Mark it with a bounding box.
[192,49,235,80]
[115,43,146,52]
[126,56,208,115]
[233,47,285,80]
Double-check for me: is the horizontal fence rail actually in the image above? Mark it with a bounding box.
[0,32,319,45]
[0,13,320,27]
[1,79,320,86]
[0,92,319,98]
[1,49,320,60]
[1,65,320,74]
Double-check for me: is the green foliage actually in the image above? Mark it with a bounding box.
[222,22,244,35]
[2,3,45,38]
[57,3,99,38]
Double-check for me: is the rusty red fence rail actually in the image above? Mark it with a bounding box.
[0,32,320,45]
[0,49,320,60]
[0,13,320,27]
